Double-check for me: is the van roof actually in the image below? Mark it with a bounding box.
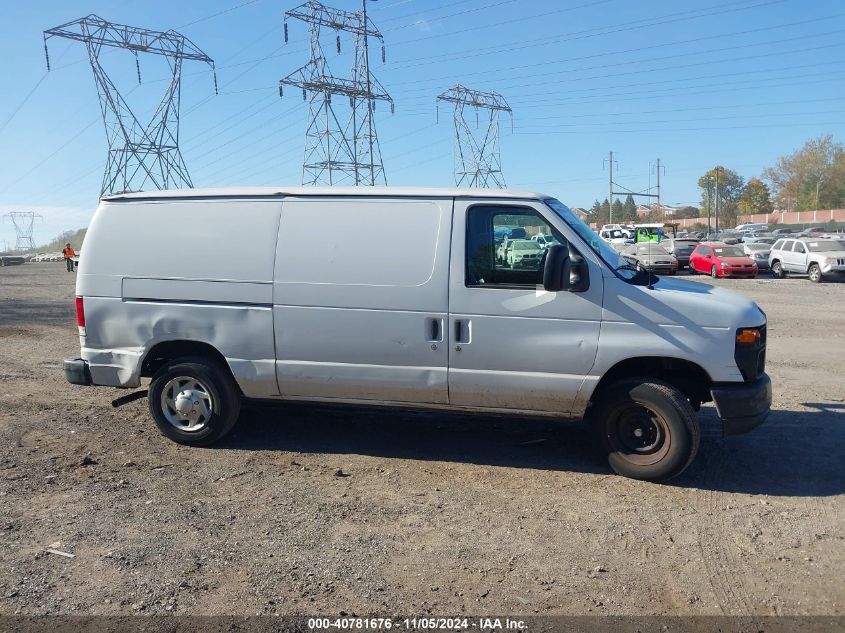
[102,186,551,202]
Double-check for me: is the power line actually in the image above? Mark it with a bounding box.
[513,109,845,132]
[496,52,845,105]
[176,0,263,29]
[393,25,844,99]
[0,73,48,137]
[454,68,845,114]
[515,120,845,136]
[387,0,785,69]
[390,0,613,48]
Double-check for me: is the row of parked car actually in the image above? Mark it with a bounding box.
[29,252,67,262]
[613,231,845,282]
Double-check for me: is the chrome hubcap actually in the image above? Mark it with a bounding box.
[160,376,213,432]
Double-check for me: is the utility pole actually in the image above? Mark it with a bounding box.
[436,86,511,188]
[603,151,618,224]
[43,15,217,196]
[654,158,665,217]
[715,166,720,233]
[605,152,657,225]
[281,1,393,186]
[608,151,614,224]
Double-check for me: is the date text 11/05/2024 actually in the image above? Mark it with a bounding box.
[307,617,528,630]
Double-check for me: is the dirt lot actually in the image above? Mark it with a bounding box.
[0,263,843,617]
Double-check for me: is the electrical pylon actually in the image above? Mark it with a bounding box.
[281,1,393,186]
[43,15,217,196]
[437,85,512,189]
[3,212,42,252]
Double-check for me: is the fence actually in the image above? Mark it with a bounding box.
[672,209,845,229]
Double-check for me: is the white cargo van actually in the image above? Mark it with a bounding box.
[64,188,771,481]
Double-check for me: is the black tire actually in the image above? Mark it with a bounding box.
[148,357,241,446]
[808,263,822,283]
[592,378,700,481]
[710,265,718,279]
[771,260,785,278]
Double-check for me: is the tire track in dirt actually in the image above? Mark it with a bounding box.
[694,441,755,615]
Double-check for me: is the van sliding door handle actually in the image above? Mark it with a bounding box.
[454,319,471,345]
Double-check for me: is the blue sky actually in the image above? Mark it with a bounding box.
[1,0,843,248]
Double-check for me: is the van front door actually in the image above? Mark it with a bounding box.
[448,200,604,415]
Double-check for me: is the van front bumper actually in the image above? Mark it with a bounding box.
[64,358,92,386]
[711,373,772,436]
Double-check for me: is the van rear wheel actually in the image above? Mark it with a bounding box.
[149,357,241,446]
[592,379,700,481]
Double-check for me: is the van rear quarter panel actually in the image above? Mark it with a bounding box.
[77,200,281,396]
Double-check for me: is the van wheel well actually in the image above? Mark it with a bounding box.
[141,341,238,390]
[591,357,712,410]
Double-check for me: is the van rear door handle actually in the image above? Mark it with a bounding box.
[425,317,443,342]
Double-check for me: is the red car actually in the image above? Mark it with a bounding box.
[689,242,758,278]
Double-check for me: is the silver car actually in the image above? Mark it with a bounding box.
[662,238,699,269]
[742,242,772,271]
[507,239,544,268]
[620,243,678,275]
[769,237,845,282]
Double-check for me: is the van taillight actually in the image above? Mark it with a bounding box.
[75,296,86,329]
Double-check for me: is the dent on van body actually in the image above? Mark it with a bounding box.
[80,296,278,396]
[76,200,281,396]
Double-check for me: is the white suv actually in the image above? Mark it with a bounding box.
[769,237,845,282]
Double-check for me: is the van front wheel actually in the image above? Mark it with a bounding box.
[149,358,241,446]
[592,379,700,481]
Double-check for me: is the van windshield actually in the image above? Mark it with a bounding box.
[544,198,637,280]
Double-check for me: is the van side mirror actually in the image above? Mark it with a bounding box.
[543,244,571,292]
[543,243,590,293]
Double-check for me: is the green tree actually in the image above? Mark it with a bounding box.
[737,178,773,216]
[611,198,625,223]
[623,194,637,221]
[698,166,744,230]
[587,199,602,224]
[762,135,845,211]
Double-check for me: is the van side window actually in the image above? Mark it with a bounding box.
[466,205,561,288]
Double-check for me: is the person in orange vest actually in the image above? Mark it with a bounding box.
[62,243,76,272]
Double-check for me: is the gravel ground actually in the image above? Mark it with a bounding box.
[0,263,843,617]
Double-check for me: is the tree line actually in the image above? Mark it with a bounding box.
[586,135,844,227]
[698,135,845,227]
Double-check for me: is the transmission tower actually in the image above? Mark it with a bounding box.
[3,212,43,252]
[281,1,393,186]
[43,15,217,196]
[437,85,512,189]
